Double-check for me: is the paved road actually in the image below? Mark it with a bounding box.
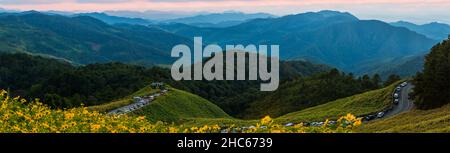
[383,84,415,118]
[108,89,169,115]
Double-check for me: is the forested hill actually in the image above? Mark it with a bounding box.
[0,53,329,114]
[0,12,192,65]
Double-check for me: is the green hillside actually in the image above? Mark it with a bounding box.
[275,82,396,123]
[240,69,383,119]
[357,104,450,133]
[89,86,161,113]
[91,86,231,123]
[131,88,231,123]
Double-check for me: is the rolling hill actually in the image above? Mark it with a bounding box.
[170,81,398,127]
[158,10,437,72]
[275,81,396,123]
[239,69,385,119]
[91,86,231,123]
[357,104,450,133]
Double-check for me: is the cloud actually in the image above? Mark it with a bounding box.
[75,0,130,3]
[0,0,63,5]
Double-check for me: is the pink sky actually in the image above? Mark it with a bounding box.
[1,0,450,24]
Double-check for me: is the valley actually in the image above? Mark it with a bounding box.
[1,9,450,134]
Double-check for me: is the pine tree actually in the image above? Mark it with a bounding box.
[384,74,401,87]
[413,37,450,109]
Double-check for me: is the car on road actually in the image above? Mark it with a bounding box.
[284,123,295,127]
[377,112,385,118]
[364,115,376,121]
[317,122,324,126]
[401,82,408,87]
[328,121,337,125]
[394,98,400,105]
[396,87,401,92]
[394,93,399,98]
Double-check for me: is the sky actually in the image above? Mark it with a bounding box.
[1,0,450,24]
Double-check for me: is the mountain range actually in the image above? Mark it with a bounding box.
[75,13,154,25]
[391,21,450,40]
[0,11,193,65]
[163,11,275,27]
[0,10,442,76]
[158,10,437,72]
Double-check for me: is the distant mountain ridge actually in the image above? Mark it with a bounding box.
[75,12,153,25]
[391,21,450,40]
[163,11,275,27]
[159,10,437,72]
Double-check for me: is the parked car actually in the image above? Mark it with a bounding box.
[394,99,400,104]
[394,93,399,98]
[364,115,376,121]
[401,82,408,87]
[284,123,295,127]
[396,87,401,91]
[328,121,337,125]
[317,122,324,126]
[377,112,385,118]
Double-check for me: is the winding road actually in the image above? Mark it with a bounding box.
[383,83,415,118]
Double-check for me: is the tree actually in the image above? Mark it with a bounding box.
[371,74,381,89]
[384,74,401,87]
[412,37,450,109]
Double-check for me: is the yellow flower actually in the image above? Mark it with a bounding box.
[169,127,178,133]
[353,119,362,127]
[2,114,10,120]
[0,90,7,96]
[261,116,272,125]
[344,114,356,121]
[136,116,146,121]
[61,124,70,130]
[323,119,329,127]
[15,111,23,116]
[91,124,101,131]
[271,130,282,133]
[64,113,75,120]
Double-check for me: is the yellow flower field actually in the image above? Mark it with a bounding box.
[0,89,361,133]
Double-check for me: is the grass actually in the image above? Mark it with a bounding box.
[130,88,232,123]
[178,118,258,127]
[89,81,400,127]
[274,82,397,124]
[356,104,450,133]
[88,86,160,113]
[90,86,232,123]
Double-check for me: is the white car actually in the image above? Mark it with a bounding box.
[377,112,385,118]
[401,82,408,87]
[284,123,295,127]
[394,99,400,104]
[394,93,399,98]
